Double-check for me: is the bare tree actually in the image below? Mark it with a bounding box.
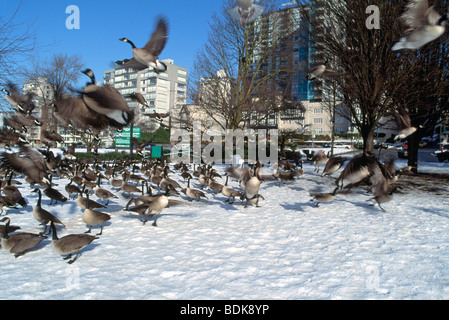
[0,2,40,111]
[189,0,298,131]
[384,0,449,172]
[24,53,85,145]
[299,0,414,154]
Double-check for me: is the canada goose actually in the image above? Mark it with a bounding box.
[229,0,265,26]
[321,156,345,177]
[80,69,134,127]
[48,221,97,264]
[119,16,169,74]
[1,173,27,208]
[32,189,65,235]
[0,146,49,185]
[310,187,339,207]
[307,60,346,80]
[1,82,36,114]
[392,0,448,51]
[335,153,377,189]
[369,187,397,212]
[181,178,208,201]
[93,178,118,205]
[82,191,111,235]
[221,173,242,204]
[242,194,265,208]
[142,185,184,227]
[227,164,260,200]
[53,96,111,133]
[1,217,46,258]
[65,178,82,200]
[0,220,21,235]
[11,111,42,128]
[77,185,106,210]
[127,92,149,108]
[392,106,419,141]
[121,172,141,197]
[310,150,329,173]
[42,129,63,144]
[43,175,67,204]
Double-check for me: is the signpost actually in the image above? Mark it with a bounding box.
[115,127,141,147]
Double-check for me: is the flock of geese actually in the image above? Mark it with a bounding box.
[0,136,412,264]
[0,0,434,264]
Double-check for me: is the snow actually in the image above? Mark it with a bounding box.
[1,149,449,300]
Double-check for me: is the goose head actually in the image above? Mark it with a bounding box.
[119,38,136,48]
[81,69,95,84]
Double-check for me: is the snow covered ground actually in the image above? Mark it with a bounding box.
[1,148,449,300]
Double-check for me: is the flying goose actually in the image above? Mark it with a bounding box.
[0,146,49,186]
[392,0,448,51]
[392,106,419,141]
[53,96,111,133]
[82,191,111,235]
[321,156,346,177]
[335,153,377,190]
[1,82,36,114]
[80,69,134,127]
[307,60,346,80]
[1,217,46,258]
[32,189,65,235]
[229,0,265,26]
[48,221,98,264]
[310,150,329,173]
[119,16,169,74]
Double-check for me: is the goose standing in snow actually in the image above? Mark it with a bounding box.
[32,188,65,235]
[1,217,46,258]
[49,221,97,264]
[82,191,111,235]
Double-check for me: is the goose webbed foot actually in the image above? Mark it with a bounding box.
[67,251,80,264]
[63,254,72,260]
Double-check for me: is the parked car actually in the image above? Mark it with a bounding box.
[419,140,428,148]
[333,142,352,149]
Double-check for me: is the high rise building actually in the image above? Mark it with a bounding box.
[103,59,188,131]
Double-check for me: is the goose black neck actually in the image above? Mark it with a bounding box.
[2,219,9,239]
[37,189,42,207]
[127,40,137,49]
[50,222,59,240]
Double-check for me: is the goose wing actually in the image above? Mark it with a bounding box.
[9,233,45,254]
[401,0,430,30]
[54,97,110,131]
[143,17,169,58]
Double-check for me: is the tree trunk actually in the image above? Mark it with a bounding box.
[361,127,375,155]
[407,131,421,174]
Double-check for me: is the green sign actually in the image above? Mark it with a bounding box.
[115,127,141,147]
[152,146,162,158]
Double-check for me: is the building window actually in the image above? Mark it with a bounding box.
[313,108,323,114]
[314,118,323,124]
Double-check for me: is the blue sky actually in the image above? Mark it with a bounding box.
[2,0,225,86]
